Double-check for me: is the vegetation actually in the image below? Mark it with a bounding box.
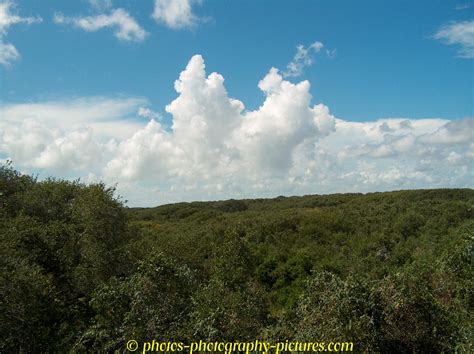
[1,163,473,352]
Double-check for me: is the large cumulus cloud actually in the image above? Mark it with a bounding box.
[106,55,335,184]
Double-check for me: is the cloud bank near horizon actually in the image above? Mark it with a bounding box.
[1,55,473,206]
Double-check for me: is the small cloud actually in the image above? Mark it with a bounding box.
[138,107,162,121]
[325,48,337,59]
[0,40,19,66]
[434,20,474,58]
[310,41,324,51]
[0,0,42,67]
[53,12,66,24]
[0,1,42,35]
[152,0,204,29]
[283,41,334,78]
[54,8,147,42]
[88,0,113,11]
[455,3,473,10]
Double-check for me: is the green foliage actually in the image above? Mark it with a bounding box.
[1,163,473,351]
[77,253,195,351]
[377,267,459,352]
[191,228,269,340]
[0,161,36,218]
[0,164,132,351]
[0,258,58,352]
[294,272,381,351]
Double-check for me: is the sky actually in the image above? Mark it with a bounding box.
[0,0,473,206]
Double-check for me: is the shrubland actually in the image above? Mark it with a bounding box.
[1,163,472,352]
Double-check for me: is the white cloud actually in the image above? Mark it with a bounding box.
[152,0,202,29]
[0,40,18,66]
[138,107,162,121]
[316,117,473,191]
[0,0,41,66]
[434,20,474,58]
[89,0,113,11]
[283,42,325,78]
[0,97,146,173]
[0,1,41,34]
[106,56,334,181]
[2,122,105,171]
[54,8,147,42]
[419,118,474,144]
[235,67,334,173]
[105,119,181,180]
[0,97,146,134]
[455,4,473,10]
[1,55,472,206]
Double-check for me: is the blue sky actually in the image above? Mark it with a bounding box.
[2,0,473,120]
[0,0,473,206]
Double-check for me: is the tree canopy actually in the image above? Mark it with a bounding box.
[1,163,473,352]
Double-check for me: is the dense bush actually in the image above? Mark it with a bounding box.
[1,163,473,352]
